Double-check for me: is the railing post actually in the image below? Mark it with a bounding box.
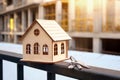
[47,72,55,80]
[0,59,3,80]
[17,64,24,80]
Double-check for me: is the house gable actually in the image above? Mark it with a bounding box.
[22,19,71,42]
[22,22,53,62]
[22,21,53,42]
[22,21,36,40]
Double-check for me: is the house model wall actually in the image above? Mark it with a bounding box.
[21,19,71,63]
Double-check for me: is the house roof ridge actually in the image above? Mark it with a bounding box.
[22,19,71,41]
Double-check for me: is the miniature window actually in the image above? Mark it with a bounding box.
[54,44,58,55]
[34,43,39,54]
[61,43,64,54]
[34,29,40,36]
[43,44,48,55]
[26,44,31,54]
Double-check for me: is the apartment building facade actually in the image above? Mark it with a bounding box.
[0,0,120,55]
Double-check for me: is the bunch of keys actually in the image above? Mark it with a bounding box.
[68,56,90,69]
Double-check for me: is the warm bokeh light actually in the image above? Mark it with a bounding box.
[76,0,87,8]
[10,18,14,32]
[43,0,54,2]
[87,0,93,14]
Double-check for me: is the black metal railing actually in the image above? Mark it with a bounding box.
[0,50,120,80]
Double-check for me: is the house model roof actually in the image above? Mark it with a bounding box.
[22,19,71,41]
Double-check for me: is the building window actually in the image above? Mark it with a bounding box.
[43,44,48,55]
[26,44,31,54]
[31,7,38,22]
[16,12,22,32]
[34,43,39,54]
[34,29,40,36]
[61,3,68,31]
[6,0,13,6]
[54,44,58,55]
[61,43,64,54]
[75,0,93,32]
[44,4,55,20]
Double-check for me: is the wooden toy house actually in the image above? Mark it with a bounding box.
[21,19,71,63]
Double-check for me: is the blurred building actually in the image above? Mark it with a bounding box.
[0,0,120,55]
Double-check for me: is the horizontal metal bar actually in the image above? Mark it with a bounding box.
[0,50,120,80]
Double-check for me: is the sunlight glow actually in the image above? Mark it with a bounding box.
[87,0,93,14]
[75,0,99,13]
